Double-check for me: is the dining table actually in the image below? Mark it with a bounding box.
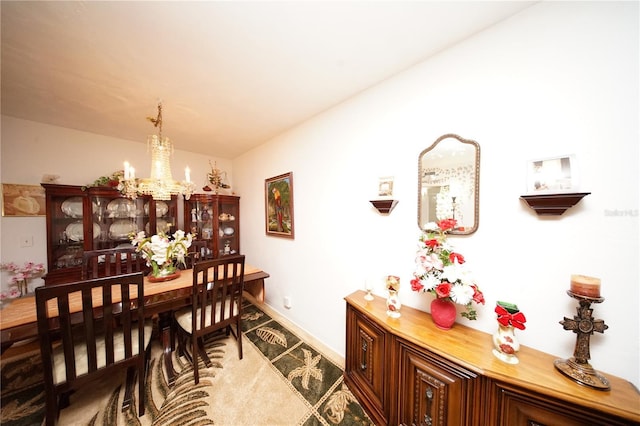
[0,263,269,384]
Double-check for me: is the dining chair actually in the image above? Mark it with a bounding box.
[35,272,152,426]
[82,246,147,279]
[173,255,245,384]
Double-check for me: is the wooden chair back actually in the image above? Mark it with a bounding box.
[35,272,150,425]
[175,254,245,383]
[82,246,147,279]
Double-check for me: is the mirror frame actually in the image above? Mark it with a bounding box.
[417,133,480,235]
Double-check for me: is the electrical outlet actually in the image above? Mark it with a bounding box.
[20,235,33,247]
[284,296,292,309]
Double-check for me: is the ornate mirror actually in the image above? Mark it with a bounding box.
[418,134,480,235]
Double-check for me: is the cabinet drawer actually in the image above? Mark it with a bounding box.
[494,382,634,426]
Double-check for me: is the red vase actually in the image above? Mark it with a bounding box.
[430,298,457,330]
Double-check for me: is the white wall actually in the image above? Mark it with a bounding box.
[0,117,233,291]
[233,2,639,387]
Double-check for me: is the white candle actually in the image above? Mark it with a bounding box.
[130,167,135,180]
[185,167,191,182]
[124,161,130,180]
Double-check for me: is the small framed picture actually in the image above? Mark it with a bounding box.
[265,172,295,239]
[378,176,394,197]
[526,155,578,194]
[1,183,46,216]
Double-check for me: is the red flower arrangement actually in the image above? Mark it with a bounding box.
[411,218,485,320]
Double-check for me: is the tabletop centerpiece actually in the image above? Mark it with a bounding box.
[0,261,46,299]
[410,218,485,329]
[130,229,193,282]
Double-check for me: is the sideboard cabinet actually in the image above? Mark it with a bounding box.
[42,184,177,285]
[183,194,240,259]
[344,291,640,426]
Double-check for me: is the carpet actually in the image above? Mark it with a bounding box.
[0,300,372,426]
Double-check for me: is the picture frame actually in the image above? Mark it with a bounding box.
[526,155,578,194]
[378,176,394,197]
[265,172,295,239]
[1,183,46,217]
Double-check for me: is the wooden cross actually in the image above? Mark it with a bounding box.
[559,299,608,364]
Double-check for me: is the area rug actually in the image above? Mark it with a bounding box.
[0,301,372,425]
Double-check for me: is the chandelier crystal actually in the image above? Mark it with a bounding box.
[122,102,195,201]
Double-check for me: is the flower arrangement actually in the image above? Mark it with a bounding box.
[82,170,125,190]
[130,230,193,277]
[0,261,46,298]
[410,218,485,320]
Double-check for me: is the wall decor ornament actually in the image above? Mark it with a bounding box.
[411,218,485,327]
[1,184,46,217]
[265,172,295,239]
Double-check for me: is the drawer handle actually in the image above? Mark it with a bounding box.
[424,387,433,426]
[360,341,368,370]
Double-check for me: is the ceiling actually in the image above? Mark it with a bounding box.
[1,1,535,159]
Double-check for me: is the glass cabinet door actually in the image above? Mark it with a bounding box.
[217,196,239,256]
[42,184,87,284]
[90,190,145,250]
[185,194,240,258]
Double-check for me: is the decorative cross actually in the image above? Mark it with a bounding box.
[559,299,608,364]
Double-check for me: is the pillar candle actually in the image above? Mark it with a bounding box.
[570,274,601,298]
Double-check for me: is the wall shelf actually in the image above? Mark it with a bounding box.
[370,199,398,214]
[520,192,590,216]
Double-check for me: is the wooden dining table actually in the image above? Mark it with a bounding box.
[0,264,269,384]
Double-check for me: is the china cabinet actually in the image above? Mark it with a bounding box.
[344,291,640,426]
[183,194,240,259]
[42,184,177,285]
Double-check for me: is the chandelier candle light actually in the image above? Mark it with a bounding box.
[121,102,195,201]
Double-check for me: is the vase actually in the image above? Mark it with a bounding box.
[386,290,401,318]
[148,268,181,283]
[430,298,457,329]
[492,324,520,364]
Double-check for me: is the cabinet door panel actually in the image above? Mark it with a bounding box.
[345,306,386,424]
[397,342,474,426]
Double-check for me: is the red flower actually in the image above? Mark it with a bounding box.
[437,218,457,232]
[449,252,465,264]
[425,239,440,249]
[435,282,452,298]
[472,285,485,305]
[410,278,424,292]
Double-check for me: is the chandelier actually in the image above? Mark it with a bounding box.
[121,102,195,201]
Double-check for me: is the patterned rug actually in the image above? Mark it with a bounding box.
[0,301,372,425]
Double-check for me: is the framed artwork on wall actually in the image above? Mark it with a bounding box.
[2,183,46,217]
[526,155,578,194]
[265,172,295,239]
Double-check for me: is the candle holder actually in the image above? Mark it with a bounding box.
[554,290,610,390]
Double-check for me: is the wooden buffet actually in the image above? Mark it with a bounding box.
[344,291,640,426]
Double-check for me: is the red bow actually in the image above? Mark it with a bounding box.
[495,305,526,330]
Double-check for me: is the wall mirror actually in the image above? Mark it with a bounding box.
[418,134,480,235]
